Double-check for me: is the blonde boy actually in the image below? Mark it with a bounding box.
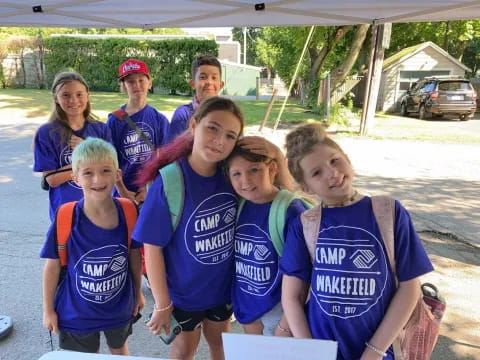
[41,137,145,355]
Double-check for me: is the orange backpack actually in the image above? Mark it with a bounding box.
[55,198,137,267]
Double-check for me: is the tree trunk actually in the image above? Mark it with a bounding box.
[20,49,26,88]
[308,26,352,84]
[330,24,370,102]
[454,41,467,62]
[443,21,450,50]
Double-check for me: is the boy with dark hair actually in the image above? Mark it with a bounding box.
[41,137,145,355]
[167,54,224,142]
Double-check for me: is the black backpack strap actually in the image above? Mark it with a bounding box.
[112,109,154,149]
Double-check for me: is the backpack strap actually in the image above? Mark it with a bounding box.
[56,201,77,267]
[236,197,246,223]
[116,198,138,250]
[56,199,137,267]
[300,205,322,263]
[112,109,154,150]
[159,161,184,231]
[371,195,396,281]
[269,189,296,256]
[236,190,314,257]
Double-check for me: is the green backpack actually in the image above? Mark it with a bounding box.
[236,189,314,257]
[158,161,185,231]
[158,162,313,253]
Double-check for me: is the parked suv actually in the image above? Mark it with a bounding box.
[400,76,477,120]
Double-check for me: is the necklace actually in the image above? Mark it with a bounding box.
[321,190,362,208]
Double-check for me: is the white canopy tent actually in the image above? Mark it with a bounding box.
[2,0,479,132]
[1,0,480,29]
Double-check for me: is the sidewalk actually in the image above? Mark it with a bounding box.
[246,125,480,359]
[0,121,478,359]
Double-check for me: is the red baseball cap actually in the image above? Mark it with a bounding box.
[118,59,150,80]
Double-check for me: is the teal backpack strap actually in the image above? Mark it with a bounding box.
[269,189,297,257]
[159,161,184,231]
[236,197,246,223]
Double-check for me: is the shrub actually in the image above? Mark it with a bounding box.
[43,37,218,93]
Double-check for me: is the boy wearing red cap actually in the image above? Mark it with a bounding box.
[167,55,224,142]
[107,59,169,204]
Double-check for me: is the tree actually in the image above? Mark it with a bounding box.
[330,24,370,96]
[256,26,370,104]
[388,20,480,64]
[232,27,263,66]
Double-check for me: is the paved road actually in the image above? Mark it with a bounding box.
[1,118,479,359]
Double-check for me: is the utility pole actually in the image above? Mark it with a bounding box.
[243,27,247,64]
[359,22,391,135]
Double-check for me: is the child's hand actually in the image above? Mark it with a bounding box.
[43,309,59,334]
[146,307,173,336]
[134,292,146,315]
[238,136,283,161]
[134,187,147,203]
[69,135,83,149]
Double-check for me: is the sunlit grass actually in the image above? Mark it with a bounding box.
[1,88,479,143]
[0,88,321,127]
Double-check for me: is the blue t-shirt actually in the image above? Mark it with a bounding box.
[40,198,142,334]
[132,157,237,311]
[167,103,193,143]
[33,120,112,221]
[106,104,169,192]
[232,199,306,324]
[280,197,434,360]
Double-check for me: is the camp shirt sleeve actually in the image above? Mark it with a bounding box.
[279,214,312,283]
[394,200,434,281]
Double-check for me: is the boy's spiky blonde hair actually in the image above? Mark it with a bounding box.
[72,137,118,174]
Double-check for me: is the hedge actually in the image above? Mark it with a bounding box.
[43,37,218,93]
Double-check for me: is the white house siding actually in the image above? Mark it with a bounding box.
[2,52,44,88]
[379,46,466,111]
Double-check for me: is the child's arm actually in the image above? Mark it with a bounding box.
[238,136,294,190]
[281,274,312,338]
[128,248,145,315]
[144,243,173,336]
[360,278,421,360]
[43,165,73,188]
[42,259,61,334]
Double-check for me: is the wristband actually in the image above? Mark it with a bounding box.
[277,322,291,334]
[44,167,72,179]
[365,342,387,357]
[153,301,173,312]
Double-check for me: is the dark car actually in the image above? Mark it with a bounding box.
[400,76,477,120]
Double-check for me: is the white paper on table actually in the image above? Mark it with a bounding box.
[222,333,337,360]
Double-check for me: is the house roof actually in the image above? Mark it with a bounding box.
[383,41,471,72]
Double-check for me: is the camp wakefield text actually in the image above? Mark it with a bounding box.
[234,223,279,296]
[186,193,237,265]
[122,124,154,164]
[75,245,128,304]
[311,225,388,319]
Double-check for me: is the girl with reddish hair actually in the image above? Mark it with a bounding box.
[133,96,291,360]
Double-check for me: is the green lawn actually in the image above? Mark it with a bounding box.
[0,88,321,127]
[1,88,479,143]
